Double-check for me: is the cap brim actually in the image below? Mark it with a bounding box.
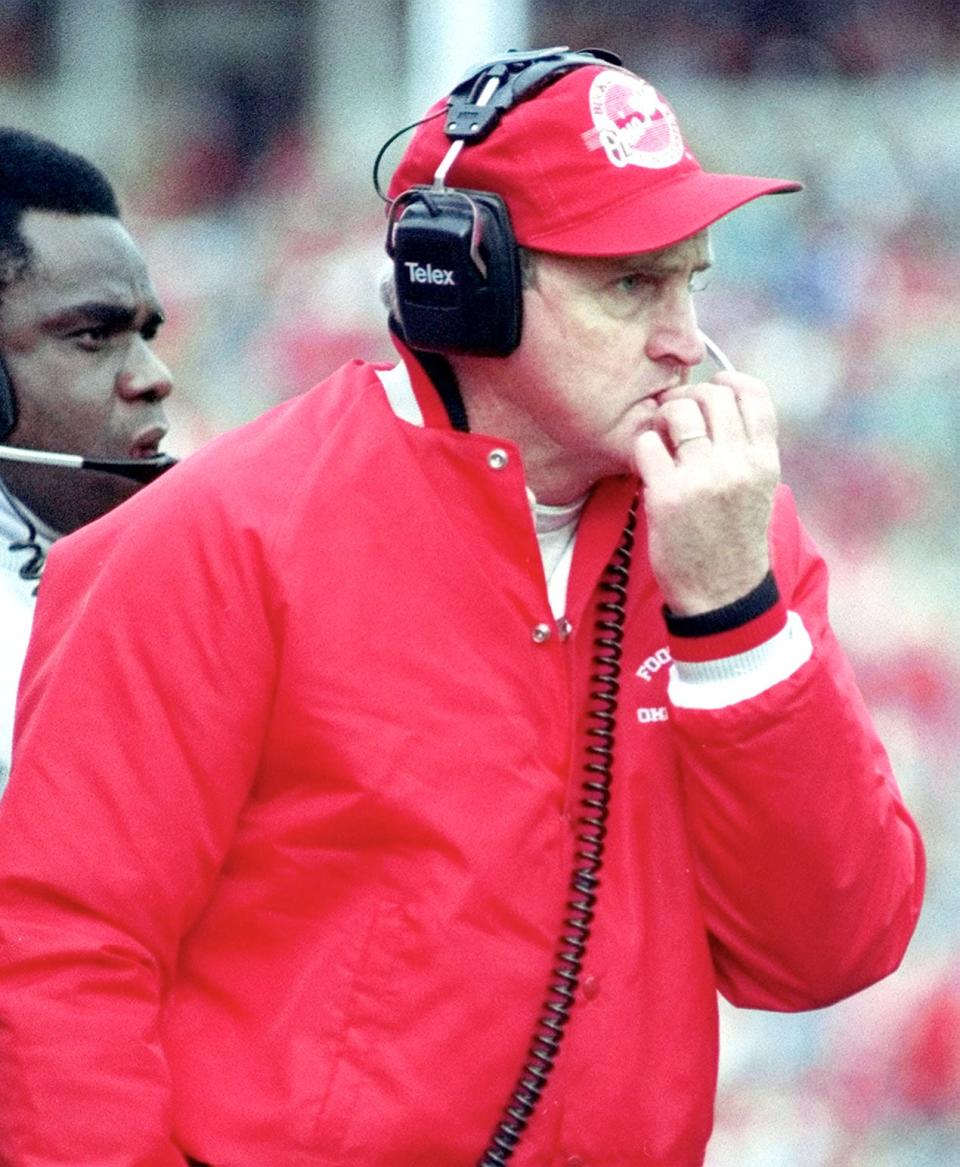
[519,170,802,257]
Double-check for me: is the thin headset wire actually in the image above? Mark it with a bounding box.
[0,476,46,591]
[372,108,447,203]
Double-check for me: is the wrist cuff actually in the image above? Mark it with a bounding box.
[665,571,787,663]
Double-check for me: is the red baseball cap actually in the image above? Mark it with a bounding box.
[388,63,801,256]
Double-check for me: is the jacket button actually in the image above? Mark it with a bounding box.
[487,447,509,469]
[565,1156,585,1167]
[582,974,600,1000]
[558,617,573,639]
[531,623,552,644]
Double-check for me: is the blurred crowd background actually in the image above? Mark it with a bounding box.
[1,2,958,1162]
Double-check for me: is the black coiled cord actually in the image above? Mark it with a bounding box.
[478,498,638,1166]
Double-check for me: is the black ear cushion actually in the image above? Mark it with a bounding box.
[0,357,16,440]
[389,188,522,357]
[384,49,626,358]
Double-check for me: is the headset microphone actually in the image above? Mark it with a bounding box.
[0,351,175,483]
[0,444,176,483]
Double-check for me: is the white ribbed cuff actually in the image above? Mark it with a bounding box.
[667,611,813,710]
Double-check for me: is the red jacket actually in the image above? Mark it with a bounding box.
[0,352,923,1167]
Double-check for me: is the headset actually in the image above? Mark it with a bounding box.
[385,46,621,358]
[0,351,175,483]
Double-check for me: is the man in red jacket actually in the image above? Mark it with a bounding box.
[0,48,923,1167]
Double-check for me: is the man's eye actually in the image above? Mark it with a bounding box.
[616,273,655,293]
[689,271,713,293]
[72,327,111,346]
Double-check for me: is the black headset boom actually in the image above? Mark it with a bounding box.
[386,46,622,358]
[0,349,175,481]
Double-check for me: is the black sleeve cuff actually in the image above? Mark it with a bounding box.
[663,571,780,638]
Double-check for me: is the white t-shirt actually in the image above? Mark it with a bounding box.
[528,491,585,619]
[0,482,54,793]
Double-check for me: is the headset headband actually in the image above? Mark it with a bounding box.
[443,47,622,145]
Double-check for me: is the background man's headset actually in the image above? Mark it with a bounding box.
[383,45,621,358]
[0,349,175,483]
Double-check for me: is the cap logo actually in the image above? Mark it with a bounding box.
[584,70,684,171]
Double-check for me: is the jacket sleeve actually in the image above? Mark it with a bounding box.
[0,482,277,1165]
[670,487,924,1011]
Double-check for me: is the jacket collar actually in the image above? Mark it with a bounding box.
[381,334,643,619]
[388,332,469,432]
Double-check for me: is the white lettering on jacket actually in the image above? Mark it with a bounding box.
[404,262,456,286]
[636,647,671,682]
[637,706,669,723]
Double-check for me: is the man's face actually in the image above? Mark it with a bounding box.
[492,232,712,501]
[0,209,172,463]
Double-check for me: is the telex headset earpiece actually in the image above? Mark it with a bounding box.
[385,46,622,357]
[0,355,16,441]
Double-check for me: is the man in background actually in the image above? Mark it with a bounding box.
[0,128,174,789]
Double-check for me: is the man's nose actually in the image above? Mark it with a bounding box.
[645,292,705,370]
[117,339,174,404]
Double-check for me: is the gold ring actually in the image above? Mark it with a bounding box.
[675,432,709,449]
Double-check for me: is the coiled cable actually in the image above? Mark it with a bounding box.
[478,497,638,1166]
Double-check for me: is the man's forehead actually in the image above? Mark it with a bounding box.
[622,231,713,268]
[546,231,712,282]
[13,209,158,311]
[20,210,147,278]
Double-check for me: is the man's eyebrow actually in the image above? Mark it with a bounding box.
[45,301,163,333]
[631,252,713,275]
[44,302,137,330]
